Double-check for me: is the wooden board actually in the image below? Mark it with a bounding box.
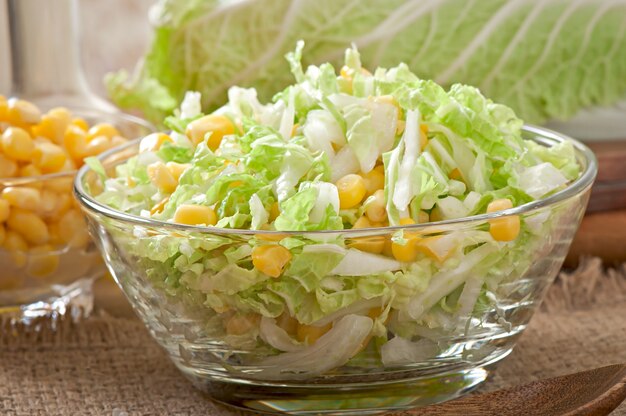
[565,209,626,267]
[587,141,626,183]
[586,141,626,213]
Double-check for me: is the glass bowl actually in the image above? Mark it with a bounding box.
[74,125,596,414]
[0,109,153,325]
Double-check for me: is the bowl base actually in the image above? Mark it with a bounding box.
[179,355,508,415]
[0,277,94,329]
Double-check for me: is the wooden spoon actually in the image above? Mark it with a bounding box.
[395,363,626,416]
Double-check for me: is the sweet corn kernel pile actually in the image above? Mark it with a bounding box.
[0,96,128,279]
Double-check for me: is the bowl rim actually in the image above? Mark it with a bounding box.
[73,124,598,236]
[0,108,155,185]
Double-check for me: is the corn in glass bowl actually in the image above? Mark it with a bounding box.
[75,126,596,414]
[0,106,153,325]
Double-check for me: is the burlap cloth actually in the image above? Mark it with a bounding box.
[1,258,625,416]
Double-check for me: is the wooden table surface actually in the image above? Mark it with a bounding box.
[565,209,626,267]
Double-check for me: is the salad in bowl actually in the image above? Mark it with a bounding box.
[76,43,596,414]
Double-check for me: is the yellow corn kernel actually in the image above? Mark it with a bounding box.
[352,215,372,229]
[58,209,90,249]
[34,136,54,146]
[0,153,18,177]
[0,96,7,122]
[147,161,178,194]
[27,245,60,278]
[50,194,72,220]
[126,176,136,188]
[2,126,35,161]
[350,216,385,254]
[488,216,520,242]
[362,165,385,196]
[0,199,9,222]
[366,307,384,320]
[336,173,367,209]
[256,227,287,242]
[340,65,353,81]
[24,182,44,192]
[45,176,73,193]
[449,168,463,182]
[19,164,41,178]
[297,322,332,345]
[3,230,28,267]
[32,142,67,173]
[391,240,418,262]
[83,135,111,157]
[276,312,298,335]
[365,189,387,223]
[486,199,519,242]
[63,124,88,160]
[139,133,173,153]
[419,124,429,150]
[2,187,41,211]
[173,204,217,226]
[339,67,354,93]
[7,98,41,125]
[48,107,71,124]
[87,123,120,141]
[225,313,260,336]
[110,135,126,148]
[185,114,236,150]
[417,210,430,224]
[70,117,89,131]
[165,162,190,181]
[382,236,394,258]
[251,245,292,278]
[391,218,420,262]
[269,201,280,222]
[32,108,70,144]
[341,65,369,79]
[415,235,452,263]
[47,221,63,245]
[37,189,58,218]
[399,217,418,227]
[487,199,519,241]
[487,198,513,213]
[150,197,170,215]
[61,157,77,172]
[367,306,391,326]
[430,207,443,222]
[7,208,49,245]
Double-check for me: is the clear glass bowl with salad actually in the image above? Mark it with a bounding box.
[74,44,596,414]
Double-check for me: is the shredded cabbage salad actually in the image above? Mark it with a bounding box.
[92,43,581,378]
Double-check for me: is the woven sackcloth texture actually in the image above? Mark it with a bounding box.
[1,257,625,416]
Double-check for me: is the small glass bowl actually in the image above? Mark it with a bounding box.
[75,126,596,414]
[0,109,153,326]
